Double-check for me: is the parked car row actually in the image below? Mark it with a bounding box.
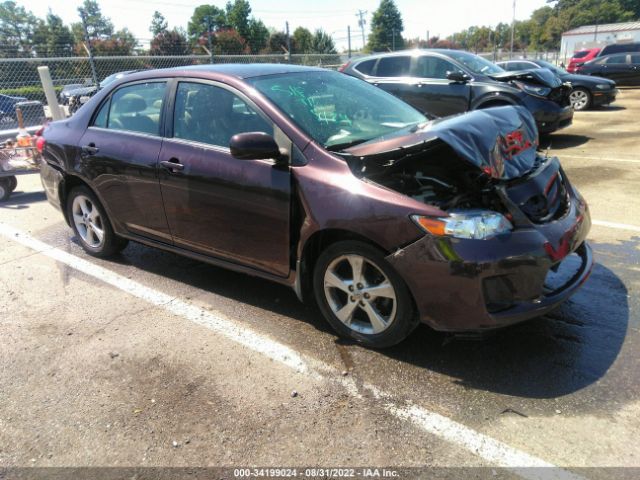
[567,42,640,86]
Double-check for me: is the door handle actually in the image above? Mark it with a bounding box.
[81,143,99,156]
[160,159,184,173]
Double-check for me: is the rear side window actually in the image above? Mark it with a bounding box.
[416,56,458,79]
[172,82,272,148]
[605,55,627,64]
[376,56,411,77]
[354,59,376,75]
[106,82,166,135]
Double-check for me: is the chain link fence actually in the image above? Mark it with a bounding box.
[0,49,560,131]
[0,53,349,130]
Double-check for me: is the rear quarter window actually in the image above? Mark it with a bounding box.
[354,59,376,75]
[572,51,589,59]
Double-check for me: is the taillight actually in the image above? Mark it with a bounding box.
[338,61,350,72]
[36,136,46,153]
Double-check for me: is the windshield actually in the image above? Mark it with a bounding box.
[446,51,504,75]
[534,59,565,75]
[247,71,427,149]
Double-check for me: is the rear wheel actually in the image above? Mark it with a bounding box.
[7,175,17,192]
[0,179,10,201]
[313,240,417,348]
[569,88,591,111]
[66,186,128,257]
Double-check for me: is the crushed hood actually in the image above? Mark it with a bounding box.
[343,105,540,181]
[488,68,563,88]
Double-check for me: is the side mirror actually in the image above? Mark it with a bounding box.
[446,71,470,83]
[230,132,283,161]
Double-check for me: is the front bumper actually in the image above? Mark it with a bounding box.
[531,103,574,134]
[592,88,618,107]
[386,160,592,332]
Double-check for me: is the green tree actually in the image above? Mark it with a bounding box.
[267,30,288,54]
[310,29,336,54]
[292,26,313,53]
[72,0,114,42]
[150,28,190,55]
[367,0,404,52]
[246,18,269,53]
[150,10,168,36]
[0,0,38,57]
[33,12,74,57]
[188,4,226,46]
[225,0,251,39]
[214,28,248,54]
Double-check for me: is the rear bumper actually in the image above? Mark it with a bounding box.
[39,160,64,214]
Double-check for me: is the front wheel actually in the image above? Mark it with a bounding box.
[313,240,418,348]
[569,88,591,111]
[66,186,128,257]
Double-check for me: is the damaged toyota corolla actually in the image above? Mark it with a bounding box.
[39,65,593,348]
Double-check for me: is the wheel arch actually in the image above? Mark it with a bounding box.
[472,94,520,110]
[295,228,393,304]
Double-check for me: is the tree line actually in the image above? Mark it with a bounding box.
[0,0,337,58]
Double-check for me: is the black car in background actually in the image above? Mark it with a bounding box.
[598,42,640,57]
[497,59,617,111]
[577,53,640,86]
[341,49,574,134]
[65,71,139,113]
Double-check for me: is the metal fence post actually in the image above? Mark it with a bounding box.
[80,10,99,86]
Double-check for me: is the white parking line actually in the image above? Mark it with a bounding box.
[557,154,640,164]
[0,223,586,480]
[592,220,640,233]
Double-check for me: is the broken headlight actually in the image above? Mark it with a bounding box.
[514,81,551,98]
[412,210,513,240]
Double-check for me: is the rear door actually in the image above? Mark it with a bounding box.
[157,79,291,277]
[78,80,171,242]
[629,54,640,85]
[405,54,471,117]
[367,55,416,107]
[599,54,633,83]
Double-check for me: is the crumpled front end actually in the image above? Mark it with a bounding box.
[344,106,592,331]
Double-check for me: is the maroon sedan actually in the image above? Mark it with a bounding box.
[39,65,593,348]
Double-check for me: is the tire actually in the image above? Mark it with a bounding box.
[66,186,128,257]
[569,88,591,111]
[0,179,10,202]
[7,175,17,192]
[313,240,418,348]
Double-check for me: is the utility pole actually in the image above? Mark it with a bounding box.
[356,10,367,49]
[347,25,352,58]
[392,28,396,51]
[426,30,430,47]
[79,9,98,87]
[510,0,516,59]
[206,16,213,64]
[285,21,291,62]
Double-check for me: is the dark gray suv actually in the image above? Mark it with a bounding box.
[341,49,574,134]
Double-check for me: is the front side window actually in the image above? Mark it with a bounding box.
[247,71,427,150]
[416,56,459,78]
[376,56,411,77]
[605,55,627,65]
[631,54,640,64]
[173,82,272,147]
[106,82,166,135]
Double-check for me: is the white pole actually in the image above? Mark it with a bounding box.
[510,0,516,59]
[37,66,65,121]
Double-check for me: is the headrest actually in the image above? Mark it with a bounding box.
[115,93,147,114]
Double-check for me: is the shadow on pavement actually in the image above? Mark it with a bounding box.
[541,133,593,150]
[0,189,46,209]
[73,234,631,402]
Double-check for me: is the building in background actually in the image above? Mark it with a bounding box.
[561,21,640,63]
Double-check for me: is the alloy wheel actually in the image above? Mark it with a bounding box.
[323,254,397,335]
[72,194,105,248]
[569,90,589,111]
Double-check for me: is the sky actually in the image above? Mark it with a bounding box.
[19,0,549,50]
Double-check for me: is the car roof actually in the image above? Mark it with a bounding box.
[351,49,470,61]
[167,63,325,79]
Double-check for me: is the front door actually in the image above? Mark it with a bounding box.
[78,80,171,242]
[406,55,471,117]
[158,80,291,277]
